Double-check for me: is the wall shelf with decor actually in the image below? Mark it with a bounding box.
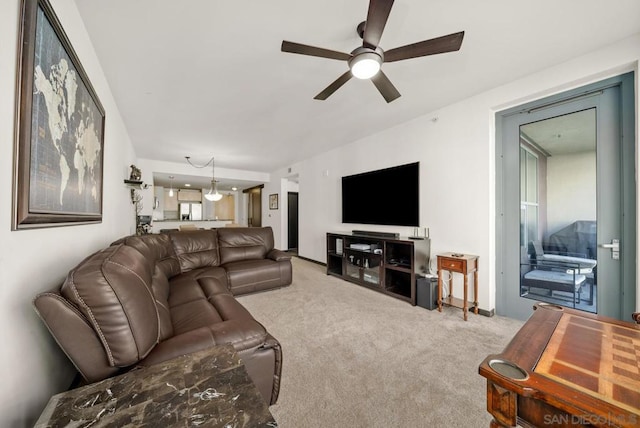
[326,232,431,305]
[123,179,145,188]
[124,167,151,235]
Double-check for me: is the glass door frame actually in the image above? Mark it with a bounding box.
[495,72,636,321]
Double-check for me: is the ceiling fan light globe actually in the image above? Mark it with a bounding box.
[350,53,381,79]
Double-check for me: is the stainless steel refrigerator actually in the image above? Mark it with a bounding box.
[179,203,202,221]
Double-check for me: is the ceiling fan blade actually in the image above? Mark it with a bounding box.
[384,31,465,63]
[281,41,351,61]
[371,70,400,103]
[314,70,353,100]
[362,0,395,49]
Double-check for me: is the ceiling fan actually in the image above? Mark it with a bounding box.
[281,0,464,103]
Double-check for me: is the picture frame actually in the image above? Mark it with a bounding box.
[269,194,278,210]
[13,0,105,230]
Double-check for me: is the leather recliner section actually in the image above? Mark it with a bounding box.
[33,226,290,405]
[60,244,159,367]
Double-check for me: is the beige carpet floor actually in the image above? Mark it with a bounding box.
[237,257,525,428]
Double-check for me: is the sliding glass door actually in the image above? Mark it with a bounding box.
[496,73,635,321]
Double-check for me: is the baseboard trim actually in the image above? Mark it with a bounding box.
[294,254,325,266]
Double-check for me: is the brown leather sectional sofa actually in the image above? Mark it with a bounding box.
[33,226,291,405]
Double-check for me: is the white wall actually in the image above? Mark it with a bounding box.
[269,34,640,314]
[0,0,137,426]
[261,180,283,247]
[0,2,638,424]
[153,185,165,220]
[546,152,597,238]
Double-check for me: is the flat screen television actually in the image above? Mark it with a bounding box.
[342,162,419,227]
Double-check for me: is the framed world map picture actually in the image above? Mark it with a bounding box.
[13,0,105,229]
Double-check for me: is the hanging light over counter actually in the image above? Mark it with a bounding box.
[168,175,175,197]
[185,156,223,202]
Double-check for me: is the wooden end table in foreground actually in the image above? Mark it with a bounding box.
[479,303,640,427]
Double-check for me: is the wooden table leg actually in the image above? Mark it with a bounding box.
[463,273,468,321]
[473,270,479,315]
[486,381,517,427]
[437,270,443,312]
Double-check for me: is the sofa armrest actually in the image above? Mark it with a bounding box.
[267,249,291,262]
[33,292,120,383]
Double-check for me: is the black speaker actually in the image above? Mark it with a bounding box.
[352,230,400,239]
[416,276,438,310]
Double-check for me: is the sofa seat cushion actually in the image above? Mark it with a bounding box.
[163,272,269,362]
[139,319,268,368]
[539,254,597,274]
[168,267,229,307]
[523,269,586,292]
[168,268,261,338]
[170,298,224,335]
[224,259,288,295]
[175,266,229,290]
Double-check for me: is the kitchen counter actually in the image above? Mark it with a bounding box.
[151,220,234,232]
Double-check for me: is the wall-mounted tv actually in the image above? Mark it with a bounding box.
[342,162,419,227]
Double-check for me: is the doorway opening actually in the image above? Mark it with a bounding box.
[519,109,598,313]
[496,72,636,321]
[244,185,263,227]
[288,192,299,253]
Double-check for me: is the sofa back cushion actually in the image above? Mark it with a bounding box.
[121,234,181,278]
[121,234,180,340]
[218,226,274,265]
[60,244,159,367]
[169,229,220,272]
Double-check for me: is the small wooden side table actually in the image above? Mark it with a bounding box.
[437,253,479,320]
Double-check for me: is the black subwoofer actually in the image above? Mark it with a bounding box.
[416,276,438,310]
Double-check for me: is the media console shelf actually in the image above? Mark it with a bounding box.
[326,232,431,305]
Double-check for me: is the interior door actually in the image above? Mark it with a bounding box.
[246,187,262,227]
[497,73,635,321]
[288,192,299,250]
[251,190,262,227]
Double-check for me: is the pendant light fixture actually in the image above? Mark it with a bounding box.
[168,175,174,197]
[185,156,223,202]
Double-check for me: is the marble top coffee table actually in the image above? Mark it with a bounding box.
[35,345,277,427]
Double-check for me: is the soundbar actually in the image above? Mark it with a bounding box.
[352,230,400,239]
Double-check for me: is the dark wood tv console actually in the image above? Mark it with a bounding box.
[326,232,431,305]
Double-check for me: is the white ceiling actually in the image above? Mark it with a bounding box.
[74,0,640,180]
[521,109,596,157]
[152,171,262,193]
